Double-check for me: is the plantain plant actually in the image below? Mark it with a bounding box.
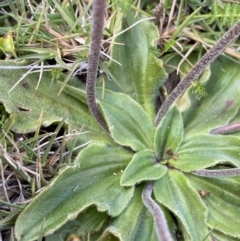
[1,0,240,240]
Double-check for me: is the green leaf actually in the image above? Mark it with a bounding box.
[183,57,240,136]
[111,0,132,15]
[0,60,112,145]
[212,230,240,241]
[99,89,155,151]
[102,10,167,120]
[154,106,183,159]
[15,144,134,241]
[169,135,240,172]
[99,186,175,241]
[120,149,167,186]
[186,174,240,238]
[154,170,210,241]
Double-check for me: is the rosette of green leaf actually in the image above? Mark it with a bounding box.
[15,144,134,241]
[0,61,112,145]
[14,74,178,240]
[154,170,211,241]
[101,10,167,121]
[10,5,240,241]
[169,135,240,172]
[98,89,168,186]
[186,174,240,239]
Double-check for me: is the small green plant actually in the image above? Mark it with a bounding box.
[1,0,240,241]
[209,2,240,27]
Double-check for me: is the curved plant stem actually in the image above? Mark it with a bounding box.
[154,20,240,126]
[192,168,240,177]
[142,182,174,241]
[86,0,109,132]
[210,122,240,135]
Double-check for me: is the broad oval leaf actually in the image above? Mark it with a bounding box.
[170,135,240,172]
[186,174,240,238]
[0,60,112,145]
[154,170,211,241]
[120,149,167,186]
[99,89,155,151]
[101,10,167,120]
[154,106,183,159]
[15,144,134,241]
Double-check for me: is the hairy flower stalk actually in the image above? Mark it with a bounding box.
[86,0,109,132]
[154,20,240,126]
[210,122,240,135]
[142,182,174,241]
[192,168,240,177]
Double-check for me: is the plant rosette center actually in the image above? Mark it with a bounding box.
[12,8,240,241]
